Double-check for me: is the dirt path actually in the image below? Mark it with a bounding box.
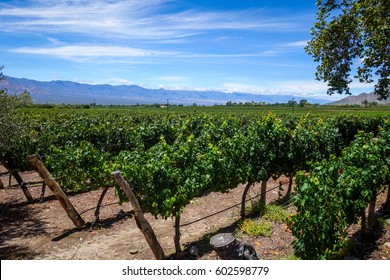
[0,170,389,260]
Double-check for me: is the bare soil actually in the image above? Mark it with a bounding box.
[1,168,389,260]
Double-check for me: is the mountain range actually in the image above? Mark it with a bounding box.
[327,91,390,105]
[0,76,333,105]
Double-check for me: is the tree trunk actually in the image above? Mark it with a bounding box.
[386,186,390,207]
[94,186,109,222]
[174,215,182,253]
[367,198,376,231]
[241,182,252,220]
[287,175,293,197]
[260,179,268,209]
[360,209,366,234]
[281,174,294,204]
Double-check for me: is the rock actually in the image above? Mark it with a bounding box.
[189,245,199,256]
[384,242,390,249]
[130,249,138,255]
[344,256,359,260]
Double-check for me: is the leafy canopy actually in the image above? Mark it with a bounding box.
[306,0,389,99]
[0,66,31,159]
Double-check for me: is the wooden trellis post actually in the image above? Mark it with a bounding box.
[27,154,85,229]
[0,160,34,202]
[111,171,166,260]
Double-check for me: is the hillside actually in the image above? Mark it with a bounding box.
[0,76,331,105]
[328,92,390,105]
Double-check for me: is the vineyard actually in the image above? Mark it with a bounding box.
[1,107,390,260]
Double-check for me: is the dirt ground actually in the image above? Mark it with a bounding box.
[1,167,389,260]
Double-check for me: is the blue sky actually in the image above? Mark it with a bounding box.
[0,0,375,101]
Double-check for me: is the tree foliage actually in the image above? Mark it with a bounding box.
[290,128,390,259]
[0,66,32,161]
[0,66,22,158]
[306,0,390,99]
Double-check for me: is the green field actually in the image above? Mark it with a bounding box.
[23,103,390,116]
[7,104,390,259]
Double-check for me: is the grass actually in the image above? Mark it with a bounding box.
[246,202,290,223]
[239,219,273,237]
[239,203,290,238]
[377,217,390,229]
[262,204,290,223]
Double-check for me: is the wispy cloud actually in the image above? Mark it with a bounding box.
[222,83,279,94]
[9,44,281,62]
[0,0,306,41]
[222,81,336,99]
[283,40,308,47]
[278,79,374,97]
[102,78,135,86]
[10,45,177,60]
[156,75,188,82]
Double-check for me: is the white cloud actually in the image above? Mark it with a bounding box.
[222,83,280,94]
[10,45,177,60]
[221,81,339,100]
[283,40,308,47]
[176,50,280,59]
[0,0,306,40]
[156,76,188,82]
[9,43,281,62]
[278,80,328,93]
[104,78,135,86]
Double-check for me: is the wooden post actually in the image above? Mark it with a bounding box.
[13,171,34,203]
[111,171,166,260]
[40,183,47,202]
[1,160,34,202]
[27,154,85,229]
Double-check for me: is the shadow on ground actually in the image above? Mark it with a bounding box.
[51,209,135,242]
[350,203,390,260]
[169,219,242,260]
[0,199,47,259]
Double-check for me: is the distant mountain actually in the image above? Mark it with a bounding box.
[1,76,332,105]
[328,92,390,105]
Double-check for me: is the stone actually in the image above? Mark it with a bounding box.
[384,242,390,249]
[130,249,139,255]
[189,245,199,256]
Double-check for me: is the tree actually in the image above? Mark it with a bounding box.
[288,99,297,106]
[18,90,32,107]
[0,66,24,159]
[306,0,389,100]
[299,99,308,107]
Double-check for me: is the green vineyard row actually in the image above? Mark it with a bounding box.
[4,110,390,259]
